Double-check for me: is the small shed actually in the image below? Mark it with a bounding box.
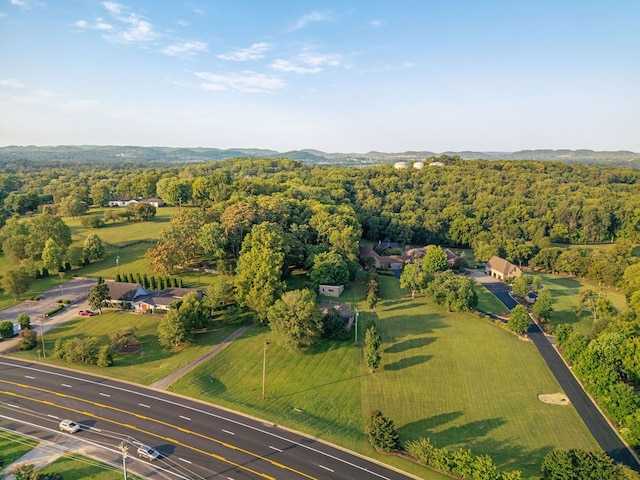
[319,285,344,298]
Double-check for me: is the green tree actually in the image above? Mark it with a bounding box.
[90,180,112,207]
[511,275,530,297]
[532,290,554,322]
[178,292,211,330]
[267,289,323,352]
[204,277,235,311]
[2,267,34,300]
[364,324,382,372]
[58,195,88,218]
[134,202,157,221]
[427,271,478,312]
[541,448,622,479]
[576,289,608,322]
[197,222,227,262]
[88,283,110,313]
[156,176,192,209]
[400,259,433,298]
[423,245,448,273]
[83,233,105,263]
[309,251,350,286]
[158,308,192,349]
[508,305,530,334]
[0,320,13,339]
[16,313,30,330]
[147,209,205,274]
[41,237,65,273]
[366,410,399,452]
[235,223,286,323]
[25,214,72,259]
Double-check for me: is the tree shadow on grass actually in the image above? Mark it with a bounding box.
[383,354,432,371]
[384,336,435,354]
[400,415,506,449]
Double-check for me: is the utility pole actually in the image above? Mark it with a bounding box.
[116,256,120,277]
[354,309,359,343]
[119,442,128,480]
[262,341,269,400]
[38,316,46,358]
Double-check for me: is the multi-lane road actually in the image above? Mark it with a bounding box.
[0,358,417,480]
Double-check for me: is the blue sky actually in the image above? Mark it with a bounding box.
[1,1,638,152]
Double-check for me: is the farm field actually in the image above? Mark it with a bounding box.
[168,275,599,479]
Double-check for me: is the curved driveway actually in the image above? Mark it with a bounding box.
[472,271,640,470]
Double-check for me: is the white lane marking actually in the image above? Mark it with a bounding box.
[139,403,150,408]
[269,446,282,452]
[25,375,35,379]
[89,426,102,432]
[47,414,58,419]
[61,383,72,388]
[0,360,393,480]
[8,404,20,409]
[319,465,334,472]
[222,429,235,435]
[99,393,110,397]
[179,415,191,421]
[179,458,192,464]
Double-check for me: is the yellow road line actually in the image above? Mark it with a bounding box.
[0,380,318,479]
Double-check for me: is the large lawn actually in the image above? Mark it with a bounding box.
[11,311,239,385]
[168,275,599,479]
[527,272,627,336]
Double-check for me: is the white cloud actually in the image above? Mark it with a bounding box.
[271,51,343,74]
[10,0,30,8]
[271,59,320,74]
[99,2,158,44]
[74,18,113,31]
[194,71,285,93]
[289,11,331,31]
[102,2,123,15]
[218,43,271,62]
[0,78,25,88]
[369,20,384,27]
[162,41,208,58]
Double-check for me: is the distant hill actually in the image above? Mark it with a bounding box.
[0,145,638,168]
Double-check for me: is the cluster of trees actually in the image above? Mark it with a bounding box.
[531,241,637,290]
[52,337,113,367]
[540,448,627,479]
[157,292,211,349]
[114,272,184,290]
[405,437,523,480]
[555,314,640,448]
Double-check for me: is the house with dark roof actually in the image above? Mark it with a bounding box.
[105,281,202,312]
[485,256,522,281]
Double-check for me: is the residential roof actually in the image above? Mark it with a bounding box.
[487,256,519,275]
[105,281,148,302]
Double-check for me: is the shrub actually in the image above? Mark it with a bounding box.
[19,329,37,350]
[366,410,399,452]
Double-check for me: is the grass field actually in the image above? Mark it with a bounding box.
[527,272,627,336]
[11,312,239,385]
[37,453,143,480]
[168,275,599,479]
[0,429,38,474]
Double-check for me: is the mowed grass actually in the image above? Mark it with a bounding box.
[474,282,510,315]
[11,312,238,385]
[37,453,143,480]
[528,272,627,336]
[169,275,599,479]
[0,429,38,473]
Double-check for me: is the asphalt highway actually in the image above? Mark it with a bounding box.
[0,357,417,480]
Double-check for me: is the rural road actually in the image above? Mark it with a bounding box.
[472,270,640,470]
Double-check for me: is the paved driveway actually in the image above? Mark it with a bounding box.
[471,270,640,470]
[0,277,97,353]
